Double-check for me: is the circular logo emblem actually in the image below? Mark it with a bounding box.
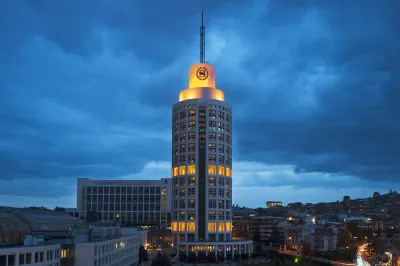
[196,67,209,80]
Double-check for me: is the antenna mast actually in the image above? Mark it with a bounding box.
[200,11,205,63]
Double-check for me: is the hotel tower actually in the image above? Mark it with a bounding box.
[171,12,252,260]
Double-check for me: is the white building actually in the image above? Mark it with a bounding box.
[75,178,172,228]
[171,13,252,260]
[74,234,140,266]
[0,243,61,266]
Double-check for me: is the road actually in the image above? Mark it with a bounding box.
[357,243,371,266]
[275,249,355,266]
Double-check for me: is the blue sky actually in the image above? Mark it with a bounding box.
[1,0,399,208]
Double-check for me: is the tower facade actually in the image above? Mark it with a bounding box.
[170,14,252,260]
[171,63,233,242]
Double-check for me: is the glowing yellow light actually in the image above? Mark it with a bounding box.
[189,63,216,89]
[208,165,216,175]
[173,167,178,177]
[218,166,225,176]
[179,222,186,232]
[187,222,196,232]
[188,165,196,174]
[226,167,232,177]
[218,222,225,232]
[179,63,225,102]
[225,222,232,232]
[179,166,186,175]
[208,222,216,232]
[172,222,178,232]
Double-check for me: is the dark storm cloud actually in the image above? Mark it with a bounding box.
[0,0,399,199]
[234,1,400,182]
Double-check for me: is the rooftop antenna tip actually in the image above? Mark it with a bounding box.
[200,11,205,63]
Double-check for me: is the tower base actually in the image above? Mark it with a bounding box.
[176,240,253,262]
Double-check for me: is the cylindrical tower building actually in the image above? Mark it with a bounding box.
[172,63,232,240]
[171,13,252,260]
[171,63,252,259]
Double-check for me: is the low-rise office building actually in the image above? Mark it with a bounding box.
[0,243,61,266]
[75,178,172,228]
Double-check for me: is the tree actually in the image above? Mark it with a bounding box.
[151,252,170,266]
[139,245,149,263]
[373,192,380,198]
[314,203,327,214]
[253,226,262,252]
[346,222,359,237]
[343,196,350,202]
[53,207,65,212]
[338,230,352,246]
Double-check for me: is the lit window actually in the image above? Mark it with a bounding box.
[188,211,196,220]
[208,222,216,232]
[172,222,178,231]
[225,222,232,232]
[218,222,225,232]
[179,166,186,175]
[208,165,216,175]
[188,176,196,186]
[218,166,224,176]
[208,211,216,220]
[188,199,195,208]
[209,177,216,186]
[187,222,196,232]
[188,165,196,174]
[226,167,231,177]
[179,222,186,231]
[173,167,178,177]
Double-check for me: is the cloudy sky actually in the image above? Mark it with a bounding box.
[1,0,399,208]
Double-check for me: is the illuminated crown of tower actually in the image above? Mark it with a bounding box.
[178,11,225,102]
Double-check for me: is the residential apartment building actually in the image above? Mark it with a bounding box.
[283,223,316,250]
[309,228,338,252]
[374,230,400,254]
[76,178,172,228]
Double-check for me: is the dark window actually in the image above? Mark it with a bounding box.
[8,255,15,265]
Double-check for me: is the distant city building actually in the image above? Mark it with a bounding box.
[170,13,252,259]
[309,227,338,252]
[266,201,283,208]
[76,178,172,228]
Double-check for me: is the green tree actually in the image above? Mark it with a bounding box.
[151,252,170,266]
[338,230,352,246]
[253,226,262,252]
[346,222,359,237]
[139,245,149,263]
[53,207,65,212]
[314,203,327,213]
